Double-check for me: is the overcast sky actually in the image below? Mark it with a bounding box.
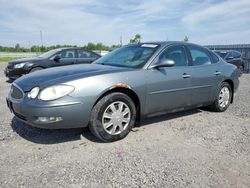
[0,0,250,47]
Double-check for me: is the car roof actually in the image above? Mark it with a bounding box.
[127,41,207,48]
[56,47,90,50]
[54,47,101,56]
[137,41,189,46]
[214,49,240,53]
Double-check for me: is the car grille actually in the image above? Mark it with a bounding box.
[10,85,24,100]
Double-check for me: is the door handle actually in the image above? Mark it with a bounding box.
[182,73,191,79]
[214,71,221,76]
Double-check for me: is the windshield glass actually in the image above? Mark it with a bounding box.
[214,51,228,59]
[95,44,159,68]
[38,49,61,58]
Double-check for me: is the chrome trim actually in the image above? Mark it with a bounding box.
[10,83,25,101]
[150,85,212,95]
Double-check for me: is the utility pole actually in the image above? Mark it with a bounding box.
[28,41,31,52]
[40,30,43,47]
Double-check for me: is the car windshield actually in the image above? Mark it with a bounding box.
[95,44,159,68]
[38,49,61,58]
[215,51,228,59]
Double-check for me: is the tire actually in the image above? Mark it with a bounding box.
[209,82,232,112]
[89,92,137,142]
[30,67,43,73]
[239,65,244,76]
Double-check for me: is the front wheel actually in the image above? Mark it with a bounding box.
[209,82,232,112]
[89,92,137,142]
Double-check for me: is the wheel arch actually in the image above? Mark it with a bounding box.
[29,66,45,72]
[223,79,234,103]
[93,84,141,124]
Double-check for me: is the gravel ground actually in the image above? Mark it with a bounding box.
[0,62,249,188]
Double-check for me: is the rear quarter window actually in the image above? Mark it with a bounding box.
[210,51,220,63]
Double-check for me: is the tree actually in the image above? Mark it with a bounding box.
[15,43,20,51]
[129,34,142,44]
[184,36,189,42]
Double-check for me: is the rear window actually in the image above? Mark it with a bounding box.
[188,46,212,66]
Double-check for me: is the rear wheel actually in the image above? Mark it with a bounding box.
[209,82,232,112]
[89,92,137,142]
[30,67,43,73]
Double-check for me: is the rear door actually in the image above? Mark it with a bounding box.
[76,49,99,64]
[186,45,223,106]
[146,45,193,114]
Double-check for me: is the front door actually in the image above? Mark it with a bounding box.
[146,45,192,114]
[53,49,76,67]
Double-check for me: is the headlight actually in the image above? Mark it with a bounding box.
[39,85,74,101]
[14,63,26,69]
[27,87,40,99]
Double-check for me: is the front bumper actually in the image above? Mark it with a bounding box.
[6,95,91,129]
[4,67,27,79]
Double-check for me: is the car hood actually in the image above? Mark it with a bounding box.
[14,64,133,92]
[9,57,43,65]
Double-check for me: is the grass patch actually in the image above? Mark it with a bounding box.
[0,57,23,62]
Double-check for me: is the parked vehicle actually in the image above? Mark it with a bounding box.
[214,50,245,75]
[4,48,101,80]
[6,42,239,142]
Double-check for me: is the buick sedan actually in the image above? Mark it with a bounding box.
[6,42,239,142]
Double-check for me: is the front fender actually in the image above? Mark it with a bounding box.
[66,70,148,115]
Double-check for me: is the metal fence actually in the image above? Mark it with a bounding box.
[205,44,250,73]
[0,52,39,58]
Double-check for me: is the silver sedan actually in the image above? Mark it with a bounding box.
[6,41,239,142]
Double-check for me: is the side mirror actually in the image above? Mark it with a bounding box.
[53,55,61,62]
[150,59,175,69]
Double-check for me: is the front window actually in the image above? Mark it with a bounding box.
[38,49,61,58]
[155,45,187,67]
[95,44,159,68]
[57,50,75,59]
[232,51,241,58]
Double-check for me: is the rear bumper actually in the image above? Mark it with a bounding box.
[6,95,91,129]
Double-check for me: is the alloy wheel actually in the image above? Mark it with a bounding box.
[102,101,131,135]
[218,86,230,108]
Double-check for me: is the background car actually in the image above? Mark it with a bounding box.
[6,42,239,142]
[4,48,101,80]
[214,50,245,75]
